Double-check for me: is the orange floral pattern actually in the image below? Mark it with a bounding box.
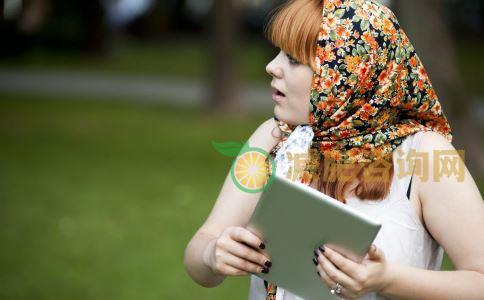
[266,0,451,298]
[273,0,451,179]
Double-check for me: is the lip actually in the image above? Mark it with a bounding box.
[272,89,285,102]
[271,85,286,102]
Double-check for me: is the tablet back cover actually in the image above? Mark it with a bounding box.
[247,174,382,300]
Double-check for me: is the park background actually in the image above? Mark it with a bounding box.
[0,0,483,299]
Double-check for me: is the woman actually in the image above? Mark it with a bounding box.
[184,0,484,299]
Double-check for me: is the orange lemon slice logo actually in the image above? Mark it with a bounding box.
[212,140,276,193]
[231,149,274,193]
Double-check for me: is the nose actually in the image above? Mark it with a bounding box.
[265,55,283,78]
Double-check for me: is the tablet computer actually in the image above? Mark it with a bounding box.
[246,174,382,300]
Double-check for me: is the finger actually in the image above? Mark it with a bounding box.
[316,249,356,290]
[316,266,351,299]
[367,244,385,261]
[226,238,271,267]
[230,227,266,251]
[221,263,250,276]
[224,252,268,274]
[320,246,360,278]
[241,241,271,258]
[315,266,335,289]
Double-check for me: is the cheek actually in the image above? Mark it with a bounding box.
[292,80,312,110]
[283,69,314,123]
[296,74,313,121]
[285,87,311,123]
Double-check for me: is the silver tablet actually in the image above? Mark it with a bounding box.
[246,174,382,300]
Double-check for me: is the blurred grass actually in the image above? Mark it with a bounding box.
[0,93,266,299]
[0,93,480,299]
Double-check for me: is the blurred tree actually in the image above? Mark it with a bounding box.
[18,0,51,34]
[124,1,164,38]
[394,0,484,175]
[0,0,107,56]
[207,0,243,114]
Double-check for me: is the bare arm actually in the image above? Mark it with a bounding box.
[183,117,283,287]
[380,132,484,299]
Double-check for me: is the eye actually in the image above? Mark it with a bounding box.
[285,53,300,65]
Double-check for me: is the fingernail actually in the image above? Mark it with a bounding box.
[312,257,318,265]
[264,260,272,268]
[261,267,269,274]
[313,249,319,257]
[318,245,325,253]
[317,271,320,277]
[259,242,266,249]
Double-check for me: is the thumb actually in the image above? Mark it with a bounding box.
[368,244,385,261]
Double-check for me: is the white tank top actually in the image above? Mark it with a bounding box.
[247,128,443,300]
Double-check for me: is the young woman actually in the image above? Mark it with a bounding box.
[184,0,484,299]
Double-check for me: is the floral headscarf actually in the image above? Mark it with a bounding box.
[270,0,451,186]
[264,0,451,298]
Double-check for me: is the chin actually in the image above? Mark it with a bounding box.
[274,106,307,126]
[274,112,293,125]
[273,106,286,123]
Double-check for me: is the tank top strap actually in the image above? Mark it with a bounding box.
[392,131,425,199]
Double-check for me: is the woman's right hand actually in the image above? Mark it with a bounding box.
[203,226,273,277]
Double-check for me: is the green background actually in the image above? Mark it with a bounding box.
[0,93,467,299]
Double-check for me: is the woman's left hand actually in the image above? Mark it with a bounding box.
[313,244,389,299]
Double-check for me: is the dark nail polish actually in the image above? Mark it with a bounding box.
[261,267,269,274]
[264,260,272,268]
[313,249,319,257]
[312,257,318,265]
[259,242,266,249]
[317,271,320,277]
[318,245,325,253]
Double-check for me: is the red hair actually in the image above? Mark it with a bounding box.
[263,0,322,72]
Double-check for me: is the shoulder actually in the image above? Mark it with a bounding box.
[410,133,484,273]
[413,131,459,180]
[258,117,282,137]
[397,131,455,171]
[413,131,473,204]
[416,131,454,153]
[413,130,460,184]
[247,117,283,153]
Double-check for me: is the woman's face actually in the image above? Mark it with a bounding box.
[265,49,314,125]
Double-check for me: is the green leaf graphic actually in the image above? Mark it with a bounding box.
[212,141,245,157]
[240,140,250,154]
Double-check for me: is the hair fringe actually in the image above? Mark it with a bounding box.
[264,0,323,72]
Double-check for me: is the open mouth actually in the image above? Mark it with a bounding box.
[272,88,285,97]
